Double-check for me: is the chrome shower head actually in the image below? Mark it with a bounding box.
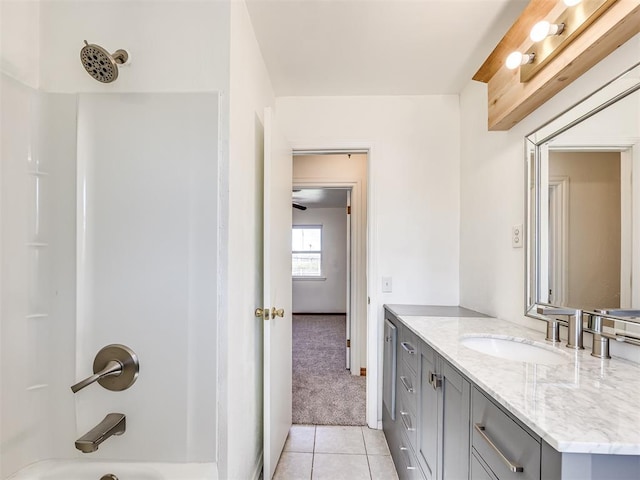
[80,40,129,83]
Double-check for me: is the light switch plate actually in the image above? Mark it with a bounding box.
[512,224,523,248]
[382,276,392,293]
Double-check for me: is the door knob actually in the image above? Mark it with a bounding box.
[271,307,285,319]
[255,308,269,319]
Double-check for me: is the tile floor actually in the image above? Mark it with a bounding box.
[273,425,399,480]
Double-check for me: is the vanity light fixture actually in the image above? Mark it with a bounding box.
[530,20,565,42]
[505,51,535,70]
[505,0,617,83]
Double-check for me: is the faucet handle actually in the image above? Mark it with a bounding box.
[71,344,139,393]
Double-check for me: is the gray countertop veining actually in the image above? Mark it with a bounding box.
[387,307,640,455]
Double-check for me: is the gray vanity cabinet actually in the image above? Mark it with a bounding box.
[383,307,471,480]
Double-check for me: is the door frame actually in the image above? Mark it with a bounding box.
[291,145,378,429]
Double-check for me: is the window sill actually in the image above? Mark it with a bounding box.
[293,276,327,281]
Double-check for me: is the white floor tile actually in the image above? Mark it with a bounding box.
[368,455,399,480]
[314,426,366,454]
[273,452,313,480]
[362,428,390,455]
[312,453,370,480]
[285,425,316,453]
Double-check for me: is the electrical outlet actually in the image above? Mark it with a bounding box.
[382,277,392,293]
[512,224,523,248]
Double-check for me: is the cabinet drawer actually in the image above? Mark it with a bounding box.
[397,430,424,480]
[397,385,418,452]
[399,326,419,374]
[472,388,540,480]
[398,361,418,412]
[471,452,498,480]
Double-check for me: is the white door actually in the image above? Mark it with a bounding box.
[262,107,293,480]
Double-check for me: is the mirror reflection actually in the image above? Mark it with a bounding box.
[527,63,640,319]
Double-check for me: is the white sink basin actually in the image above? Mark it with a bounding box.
[459,335,571,365]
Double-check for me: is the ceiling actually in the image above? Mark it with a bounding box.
[245,0,528,96]
[293,188,349,208]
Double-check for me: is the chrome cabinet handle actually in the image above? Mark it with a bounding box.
[400,411,416,432]
[400,341,416,355]
[429,371,442,390]
[399,446,417,470]
[400,375,414,393]
[474,424,524,473]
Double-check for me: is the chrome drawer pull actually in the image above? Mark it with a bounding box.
[400,341,416,355]
[400,411,416,432]
[474,424,524,473]
[400,375,415,393]
[399,446,417,470]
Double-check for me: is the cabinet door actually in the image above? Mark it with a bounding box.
[383,317,398,420]
[418,343,438,480]
[440,361,471,480]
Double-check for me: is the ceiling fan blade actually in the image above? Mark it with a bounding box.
[292,202,307,211]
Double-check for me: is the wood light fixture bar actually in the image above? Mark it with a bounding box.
[520,0,617,81]
[474,0,640,131]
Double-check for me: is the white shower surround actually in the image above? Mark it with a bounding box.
[1,0,227,472]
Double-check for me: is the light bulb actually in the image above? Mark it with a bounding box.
[563,0,581,6]
[530,21,565,42]
[506,52,524,70]
[505,51,535,70]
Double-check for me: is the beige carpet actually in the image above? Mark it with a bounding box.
[292,314,366,425]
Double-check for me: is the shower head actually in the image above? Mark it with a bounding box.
[80,40,129,83]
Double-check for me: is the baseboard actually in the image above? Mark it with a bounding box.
[292,312,347,315]
[360,367,366,376]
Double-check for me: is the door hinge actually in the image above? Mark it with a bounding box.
[346,205,351,215]
[347,339,351,348]
[368,297,370,305]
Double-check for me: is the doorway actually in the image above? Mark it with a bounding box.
[291,152,368,426]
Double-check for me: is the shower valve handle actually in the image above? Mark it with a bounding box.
[71,360,122,393]
[70,344,139,394]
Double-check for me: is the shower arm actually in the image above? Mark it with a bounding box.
[71,360,123,393]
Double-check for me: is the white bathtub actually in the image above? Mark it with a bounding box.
[7,460,218,480]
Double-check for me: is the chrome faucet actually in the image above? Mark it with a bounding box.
[589,309,640,359]
[75,413,126,453]
[536,306,584,349]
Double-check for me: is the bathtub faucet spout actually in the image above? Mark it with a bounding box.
[75,413,126,453]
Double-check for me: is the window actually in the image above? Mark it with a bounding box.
[292,226,322,277]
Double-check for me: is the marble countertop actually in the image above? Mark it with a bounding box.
[394,312,640,455]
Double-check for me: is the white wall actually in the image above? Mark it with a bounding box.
[0,0,40,88]
[39,1,230,93]
[293,207,347,313]
[220,1,275,478]
[277,95,461,426]
[459,34,640,334]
